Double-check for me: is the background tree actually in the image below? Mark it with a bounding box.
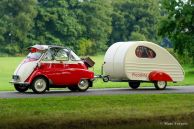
[0,0,37,55]
[33,0,83,50]
[33,0,112,54]
[75,0,113,54]
[158,0,194,63]
[110,0,160,45]
[0,0,162,56]
[77,38,93,56]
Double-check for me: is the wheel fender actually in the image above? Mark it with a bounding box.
[148,71,173,82]
[26,71,49,84]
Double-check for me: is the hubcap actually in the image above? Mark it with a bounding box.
[78,79,89,90]
[157,81,166,88]
[34,79,46,92]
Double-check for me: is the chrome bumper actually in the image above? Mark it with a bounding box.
[9,81,30,85]
[90,78,95,81]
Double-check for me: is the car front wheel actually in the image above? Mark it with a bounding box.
[77,79,91,92]
[14,84,28,92]
[154,81,167,90]
[31,77,48,94]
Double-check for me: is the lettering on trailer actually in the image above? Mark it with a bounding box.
[132,72,148,78]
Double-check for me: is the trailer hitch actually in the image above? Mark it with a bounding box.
[94,75,109,82]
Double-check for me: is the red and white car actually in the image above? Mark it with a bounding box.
[10,45,94,93]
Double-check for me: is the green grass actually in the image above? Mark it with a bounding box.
[0,56,194,128]
[0,56,194,91]
[0,94,194,129]
[0,57,24,91]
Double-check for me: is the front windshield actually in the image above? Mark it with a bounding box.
[27,52,43,60]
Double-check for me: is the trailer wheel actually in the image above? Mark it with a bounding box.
[77,79,91,92]
[154,81,167,90]
[31,77,48,94]
[103,76,109,82]
[128,81,140,89]
[67,86,78,92]
[14,84,28,92]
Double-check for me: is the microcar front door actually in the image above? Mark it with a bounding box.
[51,48,70,85]
[41,48,70,85]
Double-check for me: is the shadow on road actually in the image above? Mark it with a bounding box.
[20,87,177,94]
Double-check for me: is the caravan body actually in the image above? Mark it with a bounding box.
[103,41,184,89]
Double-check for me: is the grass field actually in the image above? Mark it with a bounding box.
[0,56,194,91]
[0,56,194,129]
[0,94,194,129]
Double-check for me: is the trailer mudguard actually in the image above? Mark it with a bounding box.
[148,71,173,82]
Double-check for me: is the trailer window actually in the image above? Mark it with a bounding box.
[135,46,156,58]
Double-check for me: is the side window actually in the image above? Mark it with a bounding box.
[135,46,156,58]
[69,51,81,61]
[42,50,54,61]
[55,49,69,61]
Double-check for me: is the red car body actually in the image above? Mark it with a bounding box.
[26,63,94,86]
[11,45,94,93]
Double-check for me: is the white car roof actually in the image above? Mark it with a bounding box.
[29,44,68,51]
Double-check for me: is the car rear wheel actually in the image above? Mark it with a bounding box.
[14,84,28,92]
[67,86,78,92]
[154,81,167,90]
[128,81,140,89]
[77,79,91,92]
[31,77,48,93]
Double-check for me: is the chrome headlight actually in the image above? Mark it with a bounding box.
[12,75,20,81]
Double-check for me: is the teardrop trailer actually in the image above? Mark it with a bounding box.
[10,41,184,93]
[101,41,184,90]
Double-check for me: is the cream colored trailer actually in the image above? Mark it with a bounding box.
[103,41,184,90]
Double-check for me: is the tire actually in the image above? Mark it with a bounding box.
[31,77,48,93]
[67,86,78,92]
[154,81,167,90]
[14,84,28,92]
[128,81,140,89]
[77,79,92,92]
[103,76,109,82]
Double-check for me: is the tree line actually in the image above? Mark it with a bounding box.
[0,0,193,63]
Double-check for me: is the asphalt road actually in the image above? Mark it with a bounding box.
[0,86,194,98]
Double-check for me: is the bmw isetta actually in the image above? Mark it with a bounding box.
[10,45,94,93]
